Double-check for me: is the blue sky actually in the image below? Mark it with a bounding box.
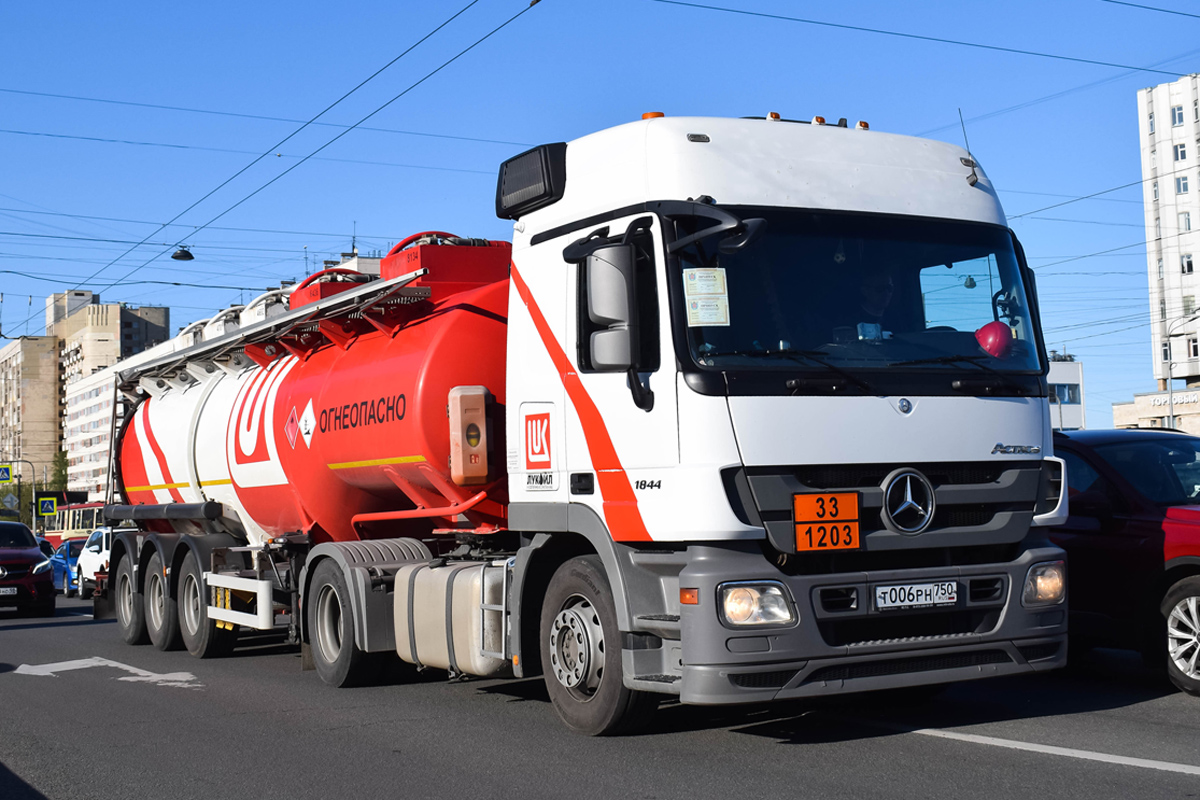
[2,0,1194,426]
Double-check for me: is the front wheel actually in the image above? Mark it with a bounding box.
[62,571,74,598]
[78,576,93,601]
[539,556,657,736]
[1162,576,1200,696]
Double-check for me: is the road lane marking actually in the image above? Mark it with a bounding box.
[13,657,202,689]
[913,728,1200,776]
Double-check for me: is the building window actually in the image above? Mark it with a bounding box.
[1159,258,1165,279]
[1150,111,1156,134]
[1164,341,1172,361]
[1049,383,1081,404]
[1162,299,1168,319]
[1195,100,1199,121]
[1186,295,1195,315]
[1182,212,1193,232]
[1154,181,1160,200]
[1174,105,1185,126]
[1190,337,1199,358]
[1157,217,1162,238]
[1179,176,1190,194]
[1184,254,1194,273]
[1176,143,1188,161]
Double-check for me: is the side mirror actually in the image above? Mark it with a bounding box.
[1069,489,1113,519]
[718,217,767,254]
[586,244,637,371]
[88,545,100,553]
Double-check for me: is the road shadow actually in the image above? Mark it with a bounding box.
[645,647,1178,740]
[0,762,48,800]
[0,618,115,633]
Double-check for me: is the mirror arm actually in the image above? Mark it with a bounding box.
[627,369,654,412]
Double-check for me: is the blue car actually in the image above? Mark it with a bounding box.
[49,539,86,597]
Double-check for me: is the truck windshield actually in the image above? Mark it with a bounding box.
[670,208,1043,381]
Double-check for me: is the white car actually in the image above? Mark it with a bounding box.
[76,527,122,599]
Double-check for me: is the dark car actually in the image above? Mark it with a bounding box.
[0,521,56,616]
[1051,429,1200,695]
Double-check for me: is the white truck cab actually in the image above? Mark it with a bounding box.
[498,114,1067,719]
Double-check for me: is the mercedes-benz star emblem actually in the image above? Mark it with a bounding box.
[0,566,7,578]
[882,469,936,534]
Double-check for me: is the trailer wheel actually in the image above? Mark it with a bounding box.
[178,550,234,658]
[145,552,182,651]
[1162,576,1200,696]
[308,559,374,688]
[115,556,148,645]
[540,556,657,736]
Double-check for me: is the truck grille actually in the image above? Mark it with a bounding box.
[743,460,1043,560]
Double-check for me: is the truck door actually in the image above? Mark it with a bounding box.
[565,213,679,542]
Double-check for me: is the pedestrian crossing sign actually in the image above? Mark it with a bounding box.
[38,497,56,516]
[0,465,10,484]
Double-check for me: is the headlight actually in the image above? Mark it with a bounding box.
[1022,560,1066,606]
[719,582,795,626]
[32,559,52,575]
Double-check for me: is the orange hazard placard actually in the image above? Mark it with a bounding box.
[793,492,861,552]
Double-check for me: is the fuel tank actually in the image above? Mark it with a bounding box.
[117,240,511,545]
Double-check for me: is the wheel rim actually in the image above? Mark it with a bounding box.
[117,570,134,627]
[1167,595,1200,679]
[147,572,164,631]
[315,584,343,664]
[181,573,201,637]
[548,593,605,699]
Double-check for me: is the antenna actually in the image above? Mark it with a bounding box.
[352,221,358,256]
[958,108,980,187]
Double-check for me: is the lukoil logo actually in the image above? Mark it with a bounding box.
[525,413,551,469]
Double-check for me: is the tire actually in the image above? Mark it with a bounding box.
[79,576,93,601]
[178,550,235,658]
[62,571,74,598]
[145,552,182,651]
[539,556,658,736]
[308,559,376,688]
[115,556,149,645]
[1161,576,1200,696]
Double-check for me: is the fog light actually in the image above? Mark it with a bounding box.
[719,582,795,626]
[1023,561,1066,606]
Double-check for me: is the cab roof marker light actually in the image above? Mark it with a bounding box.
[856,120,870,130]
[767,111,781,121]
[811,116,826,125]
[642,112,665,120]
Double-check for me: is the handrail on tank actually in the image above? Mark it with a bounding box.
[350,490,488,529]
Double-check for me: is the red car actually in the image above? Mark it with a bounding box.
[1051,429,1200,695]
[0,520,56,616]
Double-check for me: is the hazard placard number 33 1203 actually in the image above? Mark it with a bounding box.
[792,492,861,552]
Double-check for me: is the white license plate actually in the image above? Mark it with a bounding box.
[0,587,17,595]
[875,581,957,610]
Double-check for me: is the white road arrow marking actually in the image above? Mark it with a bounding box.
[13,657,202,689]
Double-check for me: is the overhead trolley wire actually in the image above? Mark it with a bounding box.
[92,0,541,297]
[3,0,504,335]
[0,87,534,148]
[1099,0,1200,20]
[648,0,1188,76]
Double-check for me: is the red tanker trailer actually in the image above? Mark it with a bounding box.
[100,115,1071,735]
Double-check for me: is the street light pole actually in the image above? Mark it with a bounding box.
[2,457,37,529]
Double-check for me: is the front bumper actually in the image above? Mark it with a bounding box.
[676,542,1066,705]
[0,574,55,608]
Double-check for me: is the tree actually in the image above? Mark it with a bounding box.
[51,450,68,492]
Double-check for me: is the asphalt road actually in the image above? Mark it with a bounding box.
[2,596,1198,800]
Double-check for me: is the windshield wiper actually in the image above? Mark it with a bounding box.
[708,348,874,393]
[887,353,1025,393]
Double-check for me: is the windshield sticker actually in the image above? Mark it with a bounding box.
[683,268,731,327]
